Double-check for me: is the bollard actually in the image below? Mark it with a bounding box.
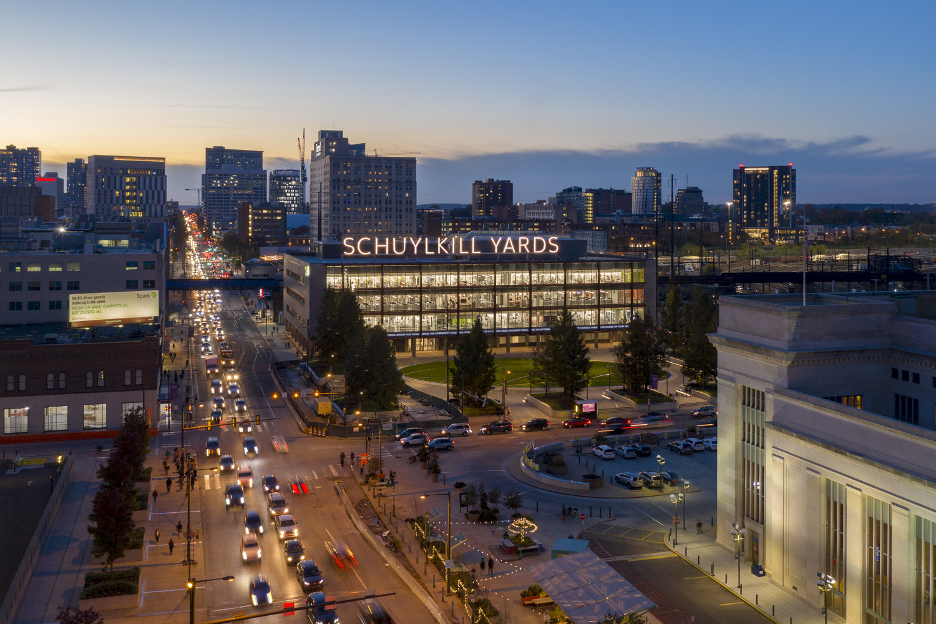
[725,574,728,584]
[684,546,687,556]
[590,506,592,517]
[433,574,436,588]
[536,501,539,512]
[599,508,602,518]
[609,506,611,518]
[711,516,714,526]
[756,594,758,605]
[740,584,742,594]
[711,563,714,575]
[697,555,700,565]
[443,474,446,485]
[578,455,581,464]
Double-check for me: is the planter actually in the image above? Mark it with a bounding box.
[132,510,148,523]
[408,456,416,464]
[95,548,144,565]
[466,510,481,522]
[582,474,603,489]
[79,590,140,612]
[430,473,439,483]
[419,461,427,469]
[546,464,568,476]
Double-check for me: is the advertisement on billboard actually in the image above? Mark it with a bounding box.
[69,291,159,327]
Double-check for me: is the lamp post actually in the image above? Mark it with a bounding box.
[188,575,233,624]
[669,493,683,545]
[502,369,510,418]
[656,454,665,487]
[725,201,733,275]
[421,490,453,595]
[817,571,835,624]
[681,481,690,531]
[731,523,747,588]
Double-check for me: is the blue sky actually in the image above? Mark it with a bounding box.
[2,0,933,204]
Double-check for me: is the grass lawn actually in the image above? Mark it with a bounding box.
[400,358,624,389]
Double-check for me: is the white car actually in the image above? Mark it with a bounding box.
[687,438,705,452]
[442,423,472,437]
[614,472,645,489]
[592,445,615,460]
[238,464,253,488]
[400,433,428,447]
[614,446,637,459]
[242,533,262,563]
[703,438,718,452]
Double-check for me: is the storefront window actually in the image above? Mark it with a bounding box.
[3,407,28,434]
[83,404,106,429]
[44,406,67,432]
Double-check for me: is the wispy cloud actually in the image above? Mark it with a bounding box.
[0,85,46,93]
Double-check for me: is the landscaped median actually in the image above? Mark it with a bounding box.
[79,567,141,611]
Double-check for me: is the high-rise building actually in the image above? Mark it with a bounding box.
[0,145,41,187]
[202,146,267,234]
[732,165,796,239]
[581,188,632,223]
[309,131,416,240]
[237,201,287,246]
[631,167,661,215]
[471,179,513,218]
[38,172,65,218]
[269,170,303,213]
[86,155,167,221]
[66,159,87,220]
[674,186,704,217]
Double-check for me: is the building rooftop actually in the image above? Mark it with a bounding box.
[0,322,160,345]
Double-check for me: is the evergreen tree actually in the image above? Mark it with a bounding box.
[450,317,496,405]
[345,325,405,409]
[661,285,683,351]
[681,287,719,387]
[612,315,666,397]
[87,487,135,572]
[541,308,590,402]
[313,288,364,369]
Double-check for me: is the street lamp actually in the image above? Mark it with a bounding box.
[817,571,835,624]
[669,493,682,545]
[655,454,666,487]
[421,490,452,595]
[731,522,747,588]
[682,481,690,531]
[188,575,233,624]
[502,369,511,419]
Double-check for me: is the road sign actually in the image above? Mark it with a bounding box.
[382,422,393,430]
[579,513,586,520]
[444,559,453,569]
[674,517,680,525]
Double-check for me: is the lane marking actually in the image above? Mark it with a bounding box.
[720,602,745,606]
[311,470,318,480]
[329,465,339,477]
[204,474,211,490]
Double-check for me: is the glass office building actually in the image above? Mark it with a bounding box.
[284,236,654,355]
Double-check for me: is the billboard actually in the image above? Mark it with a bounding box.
[69,291,159,327]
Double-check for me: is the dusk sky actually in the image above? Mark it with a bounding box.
[3,0,934,205]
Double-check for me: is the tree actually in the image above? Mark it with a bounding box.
[612,315,666,397]
[56,606,103,624]
[487,486,502,511]
[504,489,523,517]
[660,285,683,351]
[87,487,135,572]
[540,308,590,402]
[530,341,550,395]
[345,325,405,409]
[681,287,718,387]
[313,288,365,369]
[450,317,496,405]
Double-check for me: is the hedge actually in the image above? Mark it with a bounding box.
[134,467,152,483]
[128,526,146,550]
[134,491,148,511]
[85,567,141,588]
[80,580,138,600]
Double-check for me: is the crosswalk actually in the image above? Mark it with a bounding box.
[203,464,349,490]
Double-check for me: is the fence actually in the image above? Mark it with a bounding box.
[0,456,74,624]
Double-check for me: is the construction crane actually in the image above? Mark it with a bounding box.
[297,129,308,211]
[372,149,422,157]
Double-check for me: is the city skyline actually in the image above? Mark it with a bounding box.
[3,0,934,205]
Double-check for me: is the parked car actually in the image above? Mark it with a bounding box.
[592,445,615,459]
[395,427,425,441]
[662,470,685,486]
[562,417,592,428]
[633,444,653,457]
[441,423,472,437]
[427,438,454,452]
[690,405,718,419]
[521,418,549,431]
[643,411,667,419]
[614,446,637,459]
[225,484,245,508]
[703,438,718,451]
[686,438,705,451]
[400,432,428,447]
[479,421,513,434]
[614,472,645,489]
[638,472,665,489]
[667,440,693,455]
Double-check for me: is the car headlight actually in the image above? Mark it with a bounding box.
[251,595,258,606]
[294,529,298,536]
[287,556,292,562]
[257,549,261,557]
[242,551,247,560]
[245,527,250,534]
[266,592,272,603]
[249,478,253,487]
[283,508,288,513]
[259,526,263,533]
[239,497,244,503]
[279,531,284,537]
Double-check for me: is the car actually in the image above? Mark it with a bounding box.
[562,417,592,428]
[206,437,221,457]
[296,560,324,591]
[225,369,239,381]
[395,427,426,441]
[235,399,247,413]
[284,539,306,563]
[304,593,338,624]
[211,379,222,394]
[237,417,252,433]
[614,472,645,489]
[400,433,428,447]
[238,464,253,488]
[614,446,637,459]
[272,436,288,453]
[427,438,454,451]
[262,475,280,493]
[244,510,264,534]
[248,574,273,606]
[241,533,262,563]
[672,441,694,455]
[210,409,223,424]
[479,421,512,434]
[521,418,549,431]
[228,384,239,397]
[592,445,615,459]
[703,438,718,451]
[213,396,225,411]
[690,405,718,419]
[441,423,472,437]
[325,540,357,568]
[638,471,665,489]
[633,443,652,457]
[201,343,211,354]
[662,471,685,486]
[225,484,245,508]
[686,438,705,452]
[643,411,667,419]
[275,514,298,540]
[243,436,259,455]
[599,416,631,427]
[219,454,235,472]
[358,599,395,624]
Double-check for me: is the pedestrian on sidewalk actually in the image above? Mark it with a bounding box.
[163,459,169,474]
[696,520,703,534]
[350,452,355,465]
[166,477,172,493]
[488,557,494,577]
[177,521,183,536]
[154,527,160,544]
[339,451,345,467]
[168,538,174,555]
[152,489,159,504]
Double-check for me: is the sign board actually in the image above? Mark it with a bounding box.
[444,559,453,569]
[674,517,680,525]
[342,235,560,258]
[579,513,586,520]
[382,423,393,430]
[69,291,159,327]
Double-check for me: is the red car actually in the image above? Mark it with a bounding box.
[562,417,592,428]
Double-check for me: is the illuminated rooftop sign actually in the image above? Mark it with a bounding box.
[342,235,560,257]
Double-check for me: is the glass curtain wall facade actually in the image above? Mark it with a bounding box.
[865,496,892,624]
[324,260,645,340]
[741,386,766,524]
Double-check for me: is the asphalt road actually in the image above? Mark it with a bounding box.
[176,288,437,624]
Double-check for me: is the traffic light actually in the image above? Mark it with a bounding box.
[255,413,261,424]
[231,416,237,428]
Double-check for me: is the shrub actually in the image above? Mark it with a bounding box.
[128,527,145,550]
[84,567,141,587]
[80,580,138,600]
[473,597,499,617]
[550,456,566,467]
[134,467,152,483]
[134,491,148,511]
[521,584,544,598]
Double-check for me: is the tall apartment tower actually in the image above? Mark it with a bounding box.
[309,131,416,240]
[37,172,65,218]
[674,186,704,217]
[0,145,41,187]
[66,158,87,220]
[202,146,267,234]
[631,167,661,215]
[582,188,632,223]
[732,164,796,239]
[471,179,513,218]
[86,155,167,220]
[269,169,303,213]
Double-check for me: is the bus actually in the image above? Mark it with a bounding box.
[220,347,234,366]
[205,356,219,375]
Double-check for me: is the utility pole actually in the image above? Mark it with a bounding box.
[670,174,675,279]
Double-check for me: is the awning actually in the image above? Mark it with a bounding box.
[525,550,655,623]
